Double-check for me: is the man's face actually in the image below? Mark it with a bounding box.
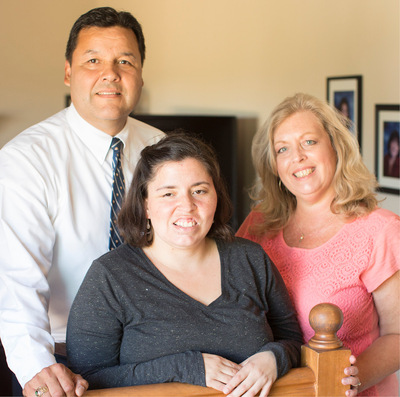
[64,26,143,135]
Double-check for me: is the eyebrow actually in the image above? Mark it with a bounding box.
[274,131,317,144]
[121,51,137,58]
[155,181,211,192]
[83,49,138,59]
[273,138,289,147]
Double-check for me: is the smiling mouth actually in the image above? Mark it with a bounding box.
[294,168,315,178]
[97,92,121,96]
[174,220,198,228]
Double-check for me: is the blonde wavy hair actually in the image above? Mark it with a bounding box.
[250,93,378,236]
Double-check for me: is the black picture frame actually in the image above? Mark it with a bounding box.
[375,104,400,195]
[327,75,362,149]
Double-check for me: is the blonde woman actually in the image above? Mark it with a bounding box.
[237,93,400,396]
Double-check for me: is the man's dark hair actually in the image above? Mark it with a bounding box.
[118,131,234,247]
[65,7,145,64]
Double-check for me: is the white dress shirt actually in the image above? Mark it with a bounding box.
[0,104,163,387]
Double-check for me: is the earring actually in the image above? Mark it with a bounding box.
[278,179,282,191]
[146,218,153,242]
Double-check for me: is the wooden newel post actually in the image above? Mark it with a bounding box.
[301,303,351,397]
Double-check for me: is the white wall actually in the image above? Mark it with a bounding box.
[0,0,399,218]
[0,1,93,143]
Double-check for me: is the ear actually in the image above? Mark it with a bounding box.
[64,60,72,87]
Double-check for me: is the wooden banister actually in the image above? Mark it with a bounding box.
[84,303,351,396]
[301,303,351,397]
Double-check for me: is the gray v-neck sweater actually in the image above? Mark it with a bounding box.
[67,237,302,389]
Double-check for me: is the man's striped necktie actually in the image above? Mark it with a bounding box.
[109,137,125,250]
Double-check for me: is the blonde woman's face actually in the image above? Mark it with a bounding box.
[273,111,337,205]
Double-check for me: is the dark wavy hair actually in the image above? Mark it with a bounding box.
[118,131,234,247]
[65,7,145,64]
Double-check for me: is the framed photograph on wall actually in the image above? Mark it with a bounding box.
[326,75,362,148]
[375,104,400,195]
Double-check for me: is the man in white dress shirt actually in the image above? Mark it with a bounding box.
[0,7,163,397]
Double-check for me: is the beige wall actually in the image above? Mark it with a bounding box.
[1,0,399,218]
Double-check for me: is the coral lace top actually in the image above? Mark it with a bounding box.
[237,208,400,396]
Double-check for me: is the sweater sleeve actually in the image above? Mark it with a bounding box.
[243,241,303,378]
[66,260,206,389]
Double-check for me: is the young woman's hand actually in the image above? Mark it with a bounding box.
[222,351,277,397]
[202,353,242,392]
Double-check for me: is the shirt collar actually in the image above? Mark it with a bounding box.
[66,104,129,164]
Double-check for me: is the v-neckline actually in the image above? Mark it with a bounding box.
[138,240,224,308]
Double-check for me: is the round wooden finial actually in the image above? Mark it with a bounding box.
[308,303,343,350]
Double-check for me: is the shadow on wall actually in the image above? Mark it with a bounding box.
[0,114,16,148]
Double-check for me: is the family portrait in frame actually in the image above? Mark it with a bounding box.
[327,75,363,149]
[375,104,400,195]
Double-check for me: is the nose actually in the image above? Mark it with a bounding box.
[179,193,196,210]
[101,62,120,82]
[292,144,307,162]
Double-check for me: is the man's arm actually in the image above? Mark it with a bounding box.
[0,147,89,396]
[0,147,58,386]
[0,145,88,396]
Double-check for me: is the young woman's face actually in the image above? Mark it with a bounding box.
[145,158,218,251]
